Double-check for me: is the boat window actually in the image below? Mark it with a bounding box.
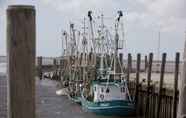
[121,87,125,92]
[94,87,96,91]
[101,87,104,93]
[106,88,110,93]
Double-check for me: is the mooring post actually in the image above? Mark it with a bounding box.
[127,53,132,83]
[80,53,83,65]
[172,52,179,118]
[117,53,123,73]
[58,59,63,81]
[38,56,43,80]
[84,53,87,65]
[145,53,153,118]
[147,53,153,90]
[38,56,43,67]
[135,53,141,115]
[88,52,92,65]
[119,53,123,67]
[53,58,57,68]
[177,36,186,118]
[106,54,111,67]
[156,53,166,118]
[53,58,58,80]
[7,5,35,118]
[60,59,63,70]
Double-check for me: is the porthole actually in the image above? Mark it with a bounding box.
[100,94,104,100]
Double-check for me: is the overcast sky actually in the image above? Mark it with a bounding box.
[0,0,186,59]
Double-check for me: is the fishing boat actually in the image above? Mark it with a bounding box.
[81,79,135,116]
[80,11,136,116]
[58,10,136,116]
[80,59,135,116]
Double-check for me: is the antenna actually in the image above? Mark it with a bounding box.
[88,11,92,21]
[157,31,161,61]
[101,14,104,31]
[87,10,95,53]
[117,10,123,22]
[62,31,68,56]
[115,10,123,55]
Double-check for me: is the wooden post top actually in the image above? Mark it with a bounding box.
[7,5,35,10]
[7,4,36,118]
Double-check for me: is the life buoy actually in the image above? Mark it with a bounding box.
[100,94,104,100]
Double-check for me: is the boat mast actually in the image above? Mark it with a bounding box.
[70,23,77,56]
[62,31,68,56]
[88,11,97,66]
[88,11,95,53]
[115,11,123,56]
[99,14,104,70]
[82,17,87,81]
[114,11,123,77]
[101,14,104,34]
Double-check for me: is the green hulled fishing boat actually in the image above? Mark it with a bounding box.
[58,10,136,116]
[80,11,136,116]
[81,79,135,116]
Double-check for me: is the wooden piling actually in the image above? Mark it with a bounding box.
[172,52,180,118]
[53,58,57,67]
[119,53,123,73]
[38,56,43,80]
[80,53,83,65]
[37,56,42,66]
[88,52,93,65]
[135,53,141,115]
[59,59,63,81]
[106,54,111,67]
[145,53,153,118]
[127,53,132,82]
[60,59,63,69]
[156,53,166,118]
[7,5,36,118]
[147,53,153,91]
[177,33,186,118]
[119,53,123,66]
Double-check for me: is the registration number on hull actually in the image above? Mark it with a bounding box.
[100,103,110,107]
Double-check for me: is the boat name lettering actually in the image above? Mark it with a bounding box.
[100,103,110,107]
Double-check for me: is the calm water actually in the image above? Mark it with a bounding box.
[0,63,131,118]
[36,79,128,118]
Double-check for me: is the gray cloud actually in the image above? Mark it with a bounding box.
[0,0,7,14]
[138,0,186,18]
[0,0,6,6]
[0,0,185,58]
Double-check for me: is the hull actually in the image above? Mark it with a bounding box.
[69,95,82,104]
[81,97,135,116]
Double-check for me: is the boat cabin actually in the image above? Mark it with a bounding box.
[92,82,127,102]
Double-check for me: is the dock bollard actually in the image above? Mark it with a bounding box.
[7,5,36,118]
